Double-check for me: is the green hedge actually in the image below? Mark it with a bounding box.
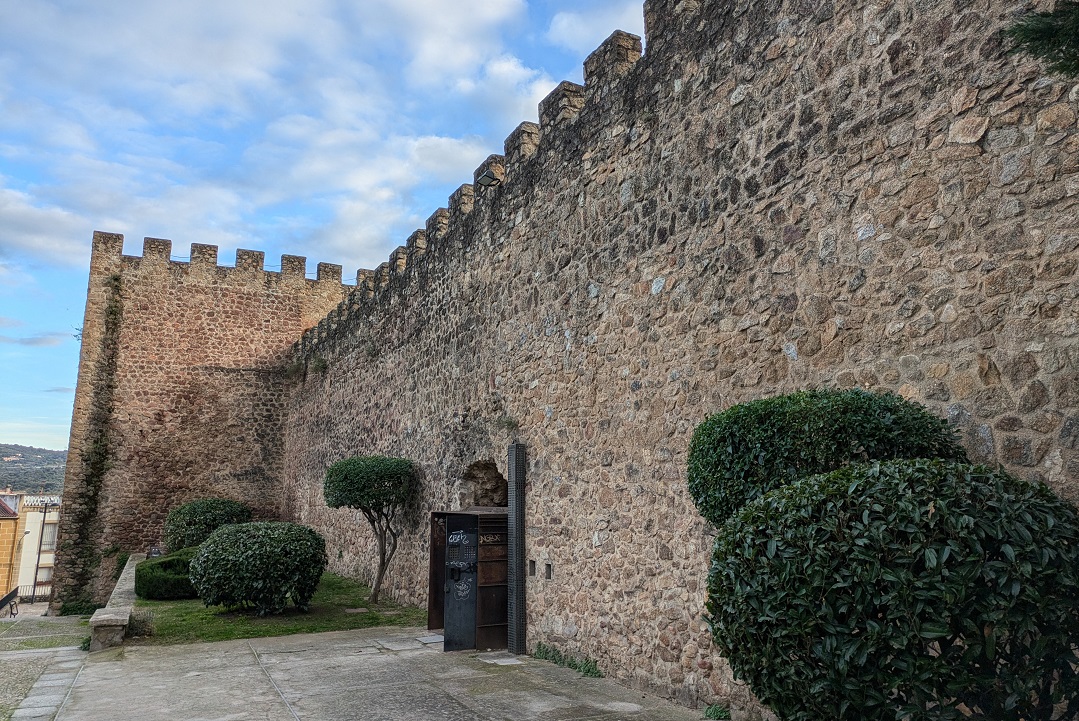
[162,498,252,552]
[687,389,967,526]
[134,547,199,600]
[708,459,1079,721]
[189,522,326,616]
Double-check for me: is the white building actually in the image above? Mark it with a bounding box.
[16,495,61,600]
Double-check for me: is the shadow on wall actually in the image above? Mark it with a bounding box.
[460,460,508,508]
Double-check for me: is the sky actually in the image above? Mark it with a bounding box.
[0,0,646,451]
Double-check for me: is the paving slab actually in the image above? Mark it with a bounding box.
[43,626,701,721]
[0,640,87,721]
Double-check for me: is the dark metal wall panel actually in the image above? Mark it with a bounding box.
[507,443,527,655]
[427,513,447,630]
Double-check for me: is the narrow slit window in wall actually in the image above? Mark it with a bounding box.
[529,560,536,577]
[544,563,553,580]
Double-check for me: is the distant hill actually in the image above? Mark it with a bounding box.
[0,444,66,493]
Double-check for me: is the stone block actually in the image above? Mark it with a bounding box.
[89,606,131,652]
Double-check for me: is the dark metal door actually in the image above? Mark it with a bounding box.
[443,513,478,652]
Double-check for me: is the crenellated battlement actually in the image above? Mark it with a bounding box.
[294,25,649,354]
[90,231,346,292]
[539,81,586,132]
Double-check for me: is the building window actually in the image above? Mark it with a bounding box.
[36,566,53,583]
[40,523,58,551]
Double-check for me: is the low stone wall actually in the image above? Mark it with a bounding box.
[88,553,144,652]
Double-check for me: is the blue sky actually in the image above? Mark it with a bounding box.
[0,0,645,451]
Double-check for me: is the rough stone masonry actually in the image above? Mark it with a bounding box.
[56,0,1078,716]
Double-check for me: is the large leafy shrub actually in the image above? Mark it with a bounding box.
[687,389,967,526]
[162,498,252,551]
[189,522,327,616]
[324,456,416,604]
[708,459,1079,721]
[134,546,199,600]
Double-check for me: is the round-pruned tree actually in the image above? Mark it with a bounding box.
[324,456,417,604]
[687,389,968,527]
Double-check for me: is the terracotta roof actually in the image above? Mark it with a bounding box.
[0,497,16,519]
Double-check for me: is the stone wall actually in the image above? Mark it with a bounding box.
[51,0,1079,712]
[283,0,1079,715]
[53,233,346,605]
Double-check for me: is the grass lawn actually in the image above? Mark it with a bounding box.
[131,573,427,645]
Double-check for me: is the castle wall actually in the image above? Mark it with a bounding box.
[282,0,1079,714]
[53,234,346,605]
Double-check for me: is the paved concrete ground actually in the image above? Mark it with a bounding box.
[5,626,703,721]
[0,607,87,721]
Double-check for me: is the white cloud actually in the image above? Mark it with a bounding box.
[0,332,69,347]
[296,132,493,274]
[353,0,527,87]
[546,2,645,55]
[0,187,92,266]
[0,317,19,328]
[2,0,343,120]
[405,135,492,184]
[465,55,556,129]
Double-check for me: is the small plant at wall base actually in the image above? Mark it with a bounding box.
[533,642,603,678]
[703,704,731,720]
[112,551,130,581]
[135,546,200,600]
[1006,1,1079,77]
[324,456,417,604]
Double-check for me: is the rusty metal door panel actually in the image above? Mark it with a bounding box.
[478,561,508,585]
[475,513,508,648]
[479,544,507,560]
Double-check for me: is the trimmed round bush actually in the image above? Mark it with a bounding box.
[708,459,1079,721]
[162,498,252,551]
[189,522,327,616]
[134,546,199,600]
[687,389,968,526]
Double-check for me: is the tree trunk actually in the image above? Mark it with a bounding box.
[370,518,388,605]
